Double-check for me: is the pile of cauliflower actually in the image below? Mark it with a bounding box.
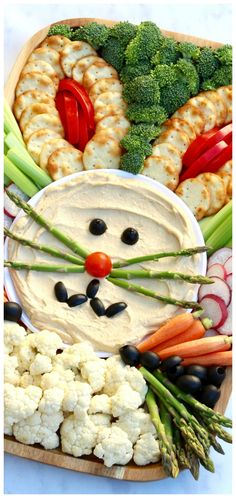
[4,321,161,467]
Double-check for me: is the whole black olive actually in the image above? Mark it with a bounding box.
[67,294,88,307]
[198,384,221,408]
[89,219,107,235]
[90,297,106,316]
[160,355,182,372]
[121,227,139,245]
[140,351,161,371]
[4,301,22,322]
[106,302,127,317]
[86,279,100,299]
[166,365,185,382]
[207,366,226,387]
[54,281,68,302]
[119,345,140,366]
[185,365,208,382]
[176,374,202,394]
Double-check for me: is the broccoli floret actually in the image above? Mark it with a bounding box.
[215,44,232,66]
[125,21,164,65]
[151,37,180,65]
[127,123,161,141]
[196,47,219,81]
[160,80,191,116]
[201,65,232,90]
[100,37,126,72]
[120,63,152,83]
[120,135,152,156]
[120,151,145,175]
[123,75,160,105]
[151,64,178,87]
[177,41,200,61]
[110,21,138,45]
[71,22,109,49]
[48,24,73,39]
[126,103,167,125]
[175,59,200,95]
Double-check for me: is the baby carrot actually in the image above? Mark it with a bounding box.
[157,335,232,360]
[137,313,194,352]
[153,319,205,354]
[181,350,232,366]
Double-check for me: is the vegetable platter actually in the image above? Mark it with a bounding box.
[4,17,232,482]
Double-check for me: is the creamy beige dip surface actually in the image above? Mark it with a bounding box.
[8,171,203,353]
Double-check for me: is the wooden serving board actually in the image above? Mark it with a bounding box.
[4,18,231,481]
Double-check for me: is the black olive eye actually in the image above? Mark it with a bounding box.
[121,227,139,245]
[89,219,107,235]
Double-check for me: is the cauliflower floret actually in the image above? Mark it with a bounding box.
[93,426,133,467]
[32,330,64,357]
[125,366,148,402]
[38,387,64,414]
[60,414,98,457]
[53,346,80,371]
[16,334,36,373]
[133,433,161,466]
[89,394,112,415]
[40,368,75,390]
[89,413,111,428]
[20,372,42,388]
[30,353,52,375]
[4,383,42,433]
[115,408,156,444]
[62,381,92,414]
[4,321,26,354]
[13,410,64,450]
[102,356,127,396]
[4,354,20,386]
[76,342,97,364]
[110,383,143,417]
[80,358,106,393]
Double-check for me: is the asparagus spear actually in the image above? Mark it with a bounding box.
[201,418,232,444]
[146,389,179,478]
[184,444,200,480]
[154,369,232,428]
[107,277,203,310]
[4,228,84,265]
[113,246,209,268]
[110,268,213,284]
[4,261,85,273]
[172,425,191,470]
[5,190,89,259]
[194,415,225,454]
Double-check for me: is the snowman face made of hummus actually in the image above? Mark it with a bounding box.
[7,171,204,353]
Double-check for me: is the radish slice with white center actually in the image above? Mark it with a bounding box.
[224,256,232,276]
[198,276,231,307]
[226,273,232,290]
[217,302,232,335]
[204,328,220,337]
[199,294,228,328]
[4,183,29,218]
[207,263,226,280]
[208,247,232,267]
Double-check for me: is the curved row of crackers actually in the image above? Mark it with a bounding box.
[142,86,232,219]
[14,35,129,180]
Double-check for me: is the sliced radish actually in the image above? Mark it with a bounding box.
[217,302,232,335]
[224,256,232,276]
[207,263,226,280]
[199,294,228,329]
[208,247,232,268]
[226,273,232,290]
[198,276,231,307]
[204,328,220,337]
[4,183,29,218]
[4,212,13,230]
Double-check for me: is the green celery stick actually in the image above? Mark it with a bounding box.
[7,148,52,188]
[4,155,39,197]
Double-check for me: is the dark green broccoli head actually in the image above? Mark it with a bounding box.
[215,44,232,66]
[126,103,167,125]
[123,75,160,105]
[125,21,164,65]
[151,64,178,87]
[160,80,191,116]
[127,123,161,141]
[71,22,109,49]
[201,65,232,90]
[110,21,138,45]
[175,59,200,95]
[120,134,153,156]
[120,62,152,83]
[196,47,220,81]
[48,24,73,39]
[177,41,200,61]
[100,37,126,72]
[151,37,180,65]
[120,151,145,175]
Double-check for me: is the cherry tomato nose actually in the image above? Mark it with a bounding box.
[85,252,112,278]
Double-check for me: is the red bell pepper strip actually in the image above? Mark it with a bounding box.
[62,91,80,145]
[182,128,219,168]
[180,140,230,182]
[183,124,232,168]
[76,105,89,152]
[205,141,232,173]
[55,92,68,136]
[58,79,95,135]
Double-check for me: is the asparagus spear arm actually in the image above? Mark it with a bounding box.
[172,425,191,470]
[146,389,179,478]
[4,261,85,273]
[113,246,210,268]
[5,190,89,259]
[110,268,213,285]
[4,227,84,265]
[154,369,232,428]
[107,277,203,310]
[184,444,200,480]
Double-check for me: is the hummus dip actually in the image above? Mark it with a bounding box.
[8,171,203,353]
